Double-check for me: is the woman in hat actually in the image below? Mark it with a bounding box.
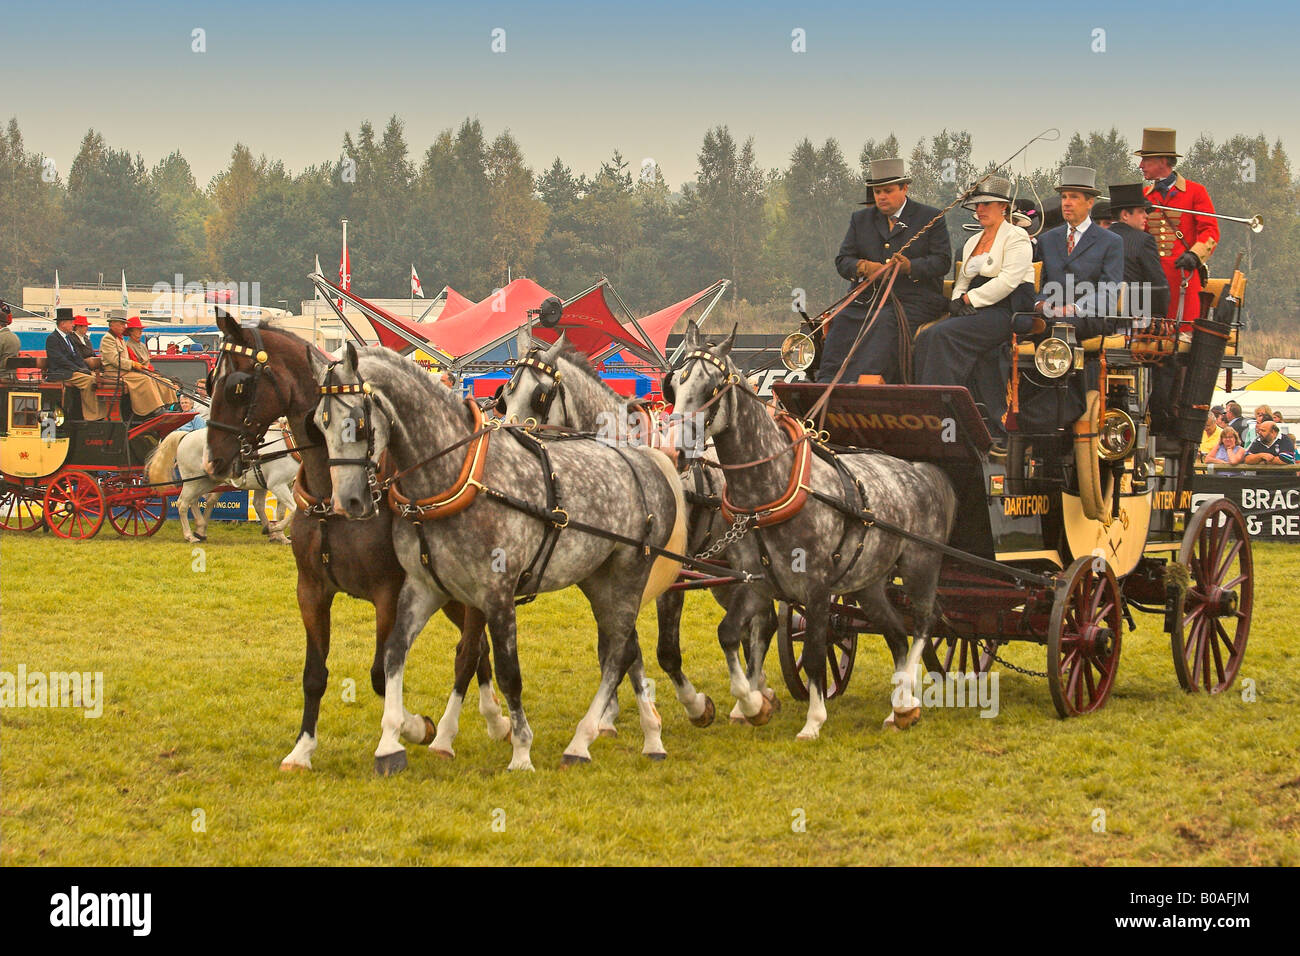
[914,175,1036,440]
[99,315,173,418]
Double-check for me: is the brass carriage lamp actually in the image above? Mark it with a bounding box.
[1034,323,1083,379]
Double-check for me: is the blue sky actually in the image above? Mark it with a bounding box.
[4,0,1296,188]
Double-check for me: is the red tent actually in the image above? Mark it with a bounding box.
[618,281,728,364]
[436,286,474,322]
[422,277,555,360]
[530,281,644,359]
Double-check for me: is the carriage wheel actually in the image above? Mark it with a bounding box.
[0,485,43,532]
[1047,556,1122,718]
[108,492,167,537]
[776,599,858,702]
[1172,499,1252,694]
[42,471,105,540]
[925,633,999,678]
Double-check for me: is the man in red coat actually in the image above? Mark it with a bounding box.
[1136,127,1219,333]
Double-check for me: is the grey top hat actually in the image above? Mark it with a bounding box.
[1055,165,1100,196]
[962,175,1014,210]
[107,308,127,323]
[865,157,911,187]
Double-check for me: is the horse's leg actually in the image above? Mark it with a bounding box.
[431,605,506,757]
[624,640,667,760]
[254,489,270,535]
[197,491,217,540]
[268,487,292,543]
[281,575,332,770]
[855,579,915,729]
[719,586,771,723]
[374,581,443,776]
[484,601,535,771]
[177,487,196,542]
[655,589,713,726]
[472,622,509,741]
[745,599,780,712]
[796,591,832,740]
[369,577,436,748]
[562,599,641,765]
[887,550,946,731]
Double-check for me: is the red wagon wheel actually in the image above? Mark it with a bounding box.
[108,490,167,537]
[776,599,858,702]
[926,633,999,678]
[42,471,105,540]
[0,484,44,532]
[1172,499,1252,694]
[1047,555,1122,718]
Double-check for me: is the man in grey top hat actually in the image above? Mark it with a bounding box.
[1034,165,1124,339]
[821,157,951,383]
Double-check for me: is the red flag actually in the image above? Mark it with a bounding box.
[337,220,351,313]
[411,265,424,298]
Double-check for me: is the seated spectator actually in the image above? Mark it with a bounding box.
[1207,426,1246,465]
[44,308,104,421]
[1244,418,1296,465]
[176,394,208,432]
[1225,401,1254,446]
[1198,411,1221,461]
[1211,404,1226,428]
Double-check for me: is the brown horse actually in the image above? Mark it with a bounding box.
[205,312,508,769]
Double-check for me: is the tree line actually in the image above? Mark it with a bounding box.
[2,116,1295,329]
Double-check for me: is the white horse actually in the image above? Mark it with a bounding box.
[147,424,298,543]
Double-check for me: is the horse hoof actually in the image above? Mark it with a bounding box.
[430,747,454,760]
[745,696,774,727]
[279,761,310,772]
[261,526,269,535]
[419,716,437,746]
[690,695,716,728]
[597,726,618,739]
[196,534,207,542]
[374,750,408,776]
[763,689,782,713]
[891,707,921,730]
[645,751,667,762]
[560,753,592,768]
[796,730,819,741]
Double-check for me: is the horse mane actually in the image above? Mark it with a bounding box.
[357,346,457,410]
[549,341,625,401]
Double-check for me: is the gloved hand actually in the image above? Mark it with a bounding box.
[856,259,881,279]
[890,253,911,274]
[949,298,977,317]
[1175,250,1201,272]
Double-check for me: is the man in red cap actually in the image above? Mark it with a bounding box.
[1136,127,1218,333]
[99,314,173,417]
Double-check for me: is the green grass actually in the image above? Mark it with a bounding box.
[2,523,1297,866]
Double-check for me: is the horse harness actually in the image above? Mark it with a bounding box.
[206,325,291,470]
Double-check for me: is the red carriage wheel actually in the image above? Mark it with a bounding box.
[925,633,999,678]
[0,484,44,532]
[776,598,858,702]
[1047,556,1122,718]
[42,471,105,540]
[1172,499,1252,694]
[108,491,167,537]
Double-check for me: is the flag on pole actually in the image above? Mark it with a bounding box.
[54,270,61,310]
[314,255,325,298]
[337,221,350,313]
[121,270,129,309]
[411,265,424,298]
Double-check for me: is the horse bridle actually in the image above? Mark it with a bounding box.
[206,325,291,468]
[317,363,383,507]
[675,348,739,430]
[496,350,567,423]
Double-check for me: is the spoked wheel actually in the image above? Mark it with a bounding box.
[776,598,858,702]
[108,490,167,537]
[0,484,44,532]
[42,471,105,540]
[1047,556,1122,718]
[924,633,999,677]
[1172,499,1252,694]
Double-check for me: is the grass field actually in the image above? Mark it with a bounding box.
[2,523,1297,866]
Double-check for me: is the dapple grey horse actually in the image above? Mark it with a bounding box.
[502,332,783,726]
[311,344,688,772]
[666,321,958,736]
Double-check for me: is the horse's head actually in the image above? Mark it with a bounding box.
[499,331,567,426]
[205,310,298,479]
[665,320,738,456]
[308,341,389,520]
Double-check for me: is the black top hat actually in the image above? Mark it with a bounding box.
[1092,201,1113,221]
[55,307,74,323]
[1107,182,1153,213]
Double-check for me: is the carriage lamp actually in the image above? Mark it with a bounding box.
[781,331,816,372]
[1098,408,1137,460]
[1034,332,1072,378]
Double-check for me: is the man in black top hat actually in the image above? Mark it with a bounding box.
[820,157,951,383]
[44,307,104,420]
[1107,183,1169,322]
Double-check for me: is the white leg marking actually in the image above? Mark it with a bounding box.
[281,732,316,770]
[429,691,464,757]
[478,684,512,741]
[638,695,666,758]
[797,683,827,740]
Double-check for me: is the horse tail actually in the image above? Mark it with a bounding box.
[146,430,186,486]
[636,445,688,606]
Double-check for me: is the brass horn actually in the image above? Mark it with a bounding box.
[1147,203,1263,233]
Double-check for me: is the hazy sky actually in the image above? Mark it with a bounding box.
[5,0,1297,189]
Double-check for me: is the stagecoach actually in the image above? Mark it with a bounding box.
[766,269,1252,716]
[0,360,195,539]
